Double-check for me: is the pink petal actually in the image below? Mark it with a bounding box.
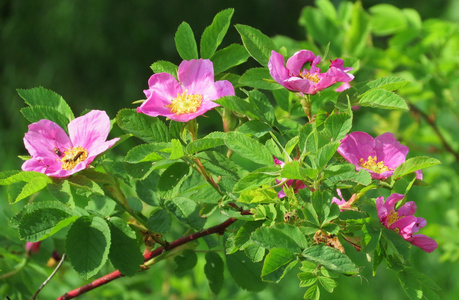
[268,51,290,86]
[415,170,423,180]
[385,193,405,210]
[200,80,235,100]
[335,82,351,92]
[178,59,215,94]
[273,156,285,167]
[337,132,376,168]
[286,50,316,75]
[410,234,438,252]
[374,132,409,169]
[68,110,114,154]
[284,77,317,94]
[146,72,181,102]
[397,201,417,217]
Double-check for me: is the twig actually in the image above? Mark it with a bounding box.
[32,254,66,300]
[409,103,459,161]
[56,210,251,300]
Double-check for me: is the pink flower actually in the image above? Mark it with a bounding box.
[268,50,354,95]
[337,131,423,180]
[137,59,235,122]
[22,110,119,178]
[376,193,437,253]
[25,241,41,254]
[331,189,356,211]
[274,156,306,198]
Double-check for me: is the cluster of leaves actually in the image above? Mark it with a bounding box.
[0,1,450,299]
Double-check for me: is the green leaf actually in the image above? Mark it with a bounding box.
[302,245,359,275]
[234,24,277,67]
[21,106,70,132]
[205,252,224,294]
[211,44,250,74]
[200,8,234,59]
[117,109,170,143]
[358,89,408,110]
[124,142,171,163]
[323,113,353,142]
[225,131,273,165]
[281,161,318,180]
[150,60,178,78]
[14,176,51,204]
[186,138,225,154]
[158,162,190,199]
[174,249,198,273]
[392,156,441,179]
[239,68,282,90]
[261,247,295,282]
[66,216,111,280]
[370,4,407,36]
[244,244,266,262]
[0,171,52,203]
[165,197,205,230]
[147,209,171,234]
[215,96,259,119]
[175,21,198,60]
[343,0,370,56]
[108,217,143,277]
[238,187,278,204]
[170,139,184,160]
[251,223,307,254]
[248,90,276,125]
[17,87,74,120]
[318,276,338,293]
[68,174,104,195]
[18,201,76,241]
[311,141,340,170]
[233,166,279,192]
[237,120,272,138]
[0,170,51,185]
[358,76,410,94]
[226,251,267,292]
[324,164,372,186]
[196,151,239,178]
[304,284,321,300]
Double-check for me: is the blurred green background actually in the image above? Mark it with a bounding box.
[2,0,459,299]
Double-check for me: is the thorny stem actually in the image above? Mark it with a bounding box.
[31,254,66,300]
[409,103,459,162]
[56,210,252,300]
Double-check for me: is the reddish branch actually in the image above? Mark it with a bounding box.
[57,210,251,300]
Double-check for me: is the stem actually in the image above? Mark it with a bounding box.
[31,254,66,300]
[409,103,459,161]
[57,210,252,300]
[300,94,312,122]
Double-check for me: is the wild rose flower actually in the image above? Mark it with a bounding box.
[137,59,235,122]
[22,110,119,178]
[337,131,422,180]
[268,50,354,95]
[376,193,438,253]
[25,241,41,254]
[274,156,306,198]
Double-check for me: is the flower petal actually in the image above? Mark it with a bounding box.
[397,201,417,217]
[374,132,409,169]
[146,72,181,102]
[200,79,235,101]
[268,51,290,86]
[178,59,215,94]
[286,50,316,76]
[410,234,438,252]
[68,110,113,154]
[337,131,376,168]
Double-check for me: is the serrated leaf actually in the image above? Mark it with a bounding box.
[17,87,74,120]
[200,8,234,59]
[226,251,267,292]
[125,142,171,163]
[117,109,170,143]
[239,68,282,90]
[165,197,205,230]
[281,161,318,180]
[211,44,250,74]
[304,284,321,300]
[233,166,279,193]
[251,223,307,254]
[302,245,358,275]
[205,252,224,294]
[225,131,273,165]
[186,138,225,154]
[318,276,337,293]
[235,24,276,67]
[237,120,272,138]
[261,247,294,280]
[150,60,178,78]
[324,113,353,142]
[66,216,111,280]
[392,156,441,179]
[174,249,198,273]
[14,176,51,204]
[68,174,104,195]
[18,201,76,241]
[358,89,408,110]
[358,76,410,93]
[311,141,340,170]
[147,209,171,233]
[108,217,143,276]
[196,151,239,178]
[214,96,259,119]
[170,139,184,159]
[175,22,198,60]
[158,162,189,199]
[0,170,51,185]
[244,243,265,262]
[21,106,70,133]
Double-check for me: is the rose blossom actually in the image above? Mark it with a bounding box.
[22,110,119,178]
[376,193,437,253]
[337,131,422,180]
[268,50,354,94]
[137,59,235,122]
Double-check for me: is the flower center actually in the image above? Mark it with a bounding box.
[166,91,203,115]
[61,146,88,170]
[359,156,392,174]
[299,71,320,83]
[387,210,400,227]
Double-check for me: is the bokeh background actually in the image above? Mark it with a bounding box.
[2,0,459,299]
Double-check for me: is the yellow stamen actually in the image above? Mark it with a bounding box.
[387,210,400,227]
[359,156,391,174]
[61,146,88,170]
[166,91,203,115]
[299,71,320,83]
